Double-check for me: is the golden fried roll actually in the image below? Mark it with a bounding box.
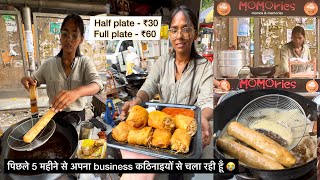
[174,114,197,136]
[151,129,171,148]
[227,122,296,168]
[128,126,153,146]
[161,108,194,118]
[170,129,191,153]
[126,105,148,129]
[148,111,175,131]
[112,122,133,142]
[217,137,284,170]
[23,109,56,143]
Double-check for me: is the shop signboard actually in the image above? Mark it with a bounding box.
[217,78,320,93]
[214,0,320,17]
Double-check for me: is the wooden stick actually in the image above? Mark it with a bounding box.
[29,84,38,114]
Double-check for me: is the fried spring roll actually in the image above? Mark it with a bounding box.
[148,111,175,131]
[112,122,133,142]
[23,109,56,143]
[161,108,194,118]
[170,129,191,153]
[126,105,148,129]
[227,121,296,168]
[151,129,171,148]
[127,126,153,146]
[174,114,197,136]
[216,137,284,170]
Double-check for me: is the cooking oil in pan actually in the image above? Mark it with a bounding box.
[8,131,72,159]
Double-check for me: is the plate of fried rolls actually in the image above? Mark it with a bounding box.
[107,102,202,159]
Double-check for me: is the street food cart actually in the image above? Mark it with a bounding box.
[213,0,320,97]
[212,1,319,179]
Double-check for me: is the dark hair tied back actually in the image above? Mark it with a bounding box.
[169,5,202,59]
[292,26,305,37]
[57,13,84,57]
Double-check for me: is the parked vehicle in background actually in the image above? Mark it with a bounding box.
[106,40,140,73]
[106,39,167,73]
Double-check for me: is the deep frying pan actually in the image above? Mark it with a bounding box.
[213,120,316,180]
[0,116,78,180]
[213,89,317,179]
[250,65,276,77]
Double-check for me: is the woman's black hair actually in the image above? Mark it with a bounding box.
[292,26,305,37]
[57,13,84,57]
[169,5,202,59]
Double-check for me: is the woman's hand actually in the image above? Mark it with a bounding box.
[50,83,100,112]
[51,90,80,112]
[21,77,36,91]
[119,98,142,120]
[120,149,155,159]
[201,117,212,148]
[120,151,155,180]
[120,91,149,120]
[201,108,213,148]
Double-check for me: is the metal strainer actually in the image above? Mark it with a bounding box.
[7,114,56,151]
[236,94,307,150]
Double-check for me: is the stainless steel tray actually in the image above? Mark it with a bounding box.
[107,102,202,159]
